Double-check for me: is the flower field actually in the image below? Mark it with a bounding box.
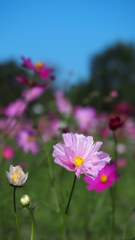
[0,57,135,240]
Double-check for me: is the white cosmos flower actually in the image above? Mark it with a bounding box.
[6,165,28,186]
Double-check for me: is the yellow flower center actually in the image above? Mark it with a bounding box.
[13,175,17,181]
[100,174,108,183]
[74,156,84,168]
[11,168,24,180]
[36,61,43,69]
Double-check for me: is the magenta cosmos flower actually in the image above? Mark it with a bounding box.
[84,161,120,192]
[21,56,54,80]
[53,133,111,179]
[2,146,14,160]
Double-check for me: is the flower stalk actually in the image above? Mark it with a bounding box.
[28,207,34,240]
[13,187,21,240]
[60,175,77,240]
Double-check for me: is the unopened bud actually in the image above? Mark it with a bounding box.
[20,195,30,207]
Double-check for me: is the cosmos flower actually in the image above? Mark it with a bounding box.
[53,133,111,179]
[21,56,54,80]
[35,62,54,80]
[6,165,28,186]
[109,116,124,131]
[73,106,97,132]
[22,86,47,102]
[3,99,27,117]
[54,91,72,115]
[84,161,120,192]
[2,146,14,160]
[21,56,35,69]
[16,129,39,154]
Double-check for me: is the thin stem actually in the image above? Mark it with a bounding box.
[113,131,117,162]
[28,207,34,240]
[110,187,115,240]
[110,130,118,240]
[60,175,77,240]
[13,187,21,240]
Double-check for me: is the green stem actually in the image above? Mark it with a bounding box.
[28,207,34,240]
[60,175,77,240]
[113,131,117,162]
[110,187,115,240]
[13,187,21,240]
[110,131,118,240]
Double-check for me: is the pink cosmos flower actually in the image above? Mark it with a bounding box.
[3,99,27,117]
[53,133,111,179]
[16,129,39,154]
[84,161,120,192]
[73,106,97,132]
[22,86,47,102]
[54,91,72,115]
[2,146,14,160]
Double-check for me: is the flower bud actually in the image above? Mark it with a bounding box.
[20,195,30,207]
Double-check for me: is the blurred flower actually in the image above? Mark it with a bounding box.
[21,56,54,80]
[117,158,127,168]
[16,129,39,154]
[35,62,54,80]
[21,56,35,69]
[109,116,124,131]
[53,133,111,179]
[117,143,126,154]
[16,74,48,88]
[114,101,135,116]
[39,115,60,142]
[84,161,120,192]
[20,162,26,169]
[22,86,47,102]
[2,146,14,160]
[6,165,28,186]
[20,195,30,207]
[54,91,72,114]
[3,99,27,117]
[73,106,97,132]
[110,90,118,98]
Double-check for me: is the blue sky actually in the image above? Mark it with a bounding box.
[0,0,135,88]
